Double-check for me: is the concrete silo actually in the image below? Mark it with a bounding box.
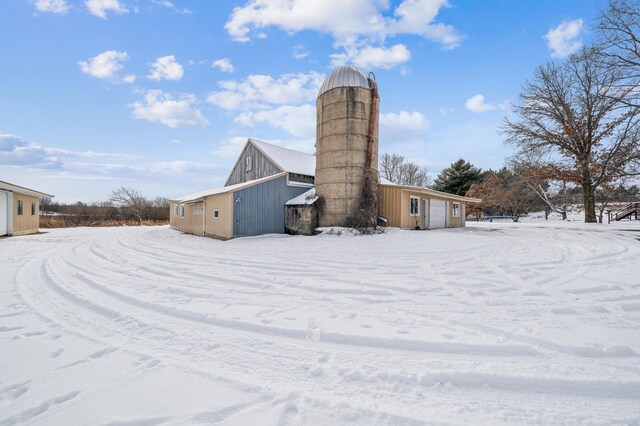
[315,65,379,227]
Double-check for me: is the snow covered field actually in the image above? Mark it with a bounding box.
[2,222,640,425]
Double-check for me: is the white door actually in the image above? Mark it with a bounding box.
[429,199,447,229]
[0,191,8,236]
[422,199,429,229]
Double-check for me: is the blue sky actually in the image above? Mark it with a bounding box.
[0,0,604,203]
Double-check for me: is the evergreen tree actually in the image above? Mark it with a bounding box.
[432,159,482,195]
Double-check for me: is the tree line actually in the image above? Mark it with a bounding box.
[40,187,169,228]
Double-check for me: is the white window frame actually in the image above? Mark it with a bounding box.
[17,200,23,216]
[174,204,179,217]
[409,196,420,216]
[31,201,36,216]
[180,204,185,218]
[452,202,460,217]
[245,156,252,172]
[213,209,219,219]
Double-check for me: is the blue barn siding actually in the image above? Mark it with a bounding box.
[232,176,311,238]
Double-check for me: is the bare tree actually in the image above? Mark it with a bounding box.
[503,47,640,222]
[597,0,640,108]
[379,153,431,187]
[109,187,149,226]
[516,161,575,220]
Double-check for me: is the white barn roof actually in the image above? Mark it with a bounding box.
[249,139,316,177]
[173,172,287,203]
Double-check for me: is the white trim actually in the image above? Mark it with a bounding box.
[409,195,420,216]
[213,209,219,219]
[423,199,429,229]
[7,192,13,235]
[173,204,179,217]
[245,156,252,172]
[180,204,185,218]
[445,201,450,227]
[17,199,24,216]
[462,203,466,227]
[452,202,460,217]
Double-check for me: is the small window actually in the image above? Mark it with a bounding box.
[180,204,185,218]
[213,209,219,219]
[410,196,419,216]
[31,201,36,215]
[245,156,252,172]
[452,202,460,217]
[174,204,179,217]
[17,200,23,216]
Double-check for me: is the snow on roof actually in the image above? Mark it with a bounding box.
[250,139,316,177]
[286,187,318,206]
[378,177,481,203]
[0,180,53,198]
[174,173,286,203]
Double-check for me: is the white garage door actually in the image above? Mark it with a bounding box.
[0,191,8,236]
[429,199,447,229]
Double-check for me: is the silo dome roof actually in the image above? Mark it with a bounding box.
[318,65,370,97]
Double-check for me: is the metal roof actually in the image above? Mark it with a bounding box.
[0,180,53,198]
[318,65,370,97]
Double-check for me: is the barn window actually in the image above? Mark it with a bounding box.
[180,204,185,218]
[452,202,460,217]
[213,209,219,219]
[410,196,419,216]
[31,201,36,215]
[17,200,24,216]
[245,156,252,172]
[174,204,178,217]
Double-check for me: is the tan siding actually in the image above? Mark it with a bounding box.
[170,201,196,234]
[12,193,39,235]
[378,185,403,227]
[204,193,232,240]
[378,185,467,230]
[400,190,424,229]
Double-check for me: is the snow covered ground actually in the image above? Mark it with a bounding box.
[2,222,640,425]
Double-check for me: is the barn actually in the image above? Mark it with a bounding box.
[170,139,315,239]
[171,65,479,239]
[0,180,53,237]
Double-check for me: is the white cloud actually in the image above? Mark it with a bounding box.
[131,90,209,128]
[380,111,430,142]
[32,0,70,14]
[0,133,140,170]
[235,104,315,139]
[465,94,496,113]
[79,50,129,80]
[225,0,463,67]
[85,0,128,18]
[151,0,192,14]
[331,44,411,69]
[210,136,250,158]
[292,45,309,59]
[212,136,314,158]
[1,134,226,201]
[147,55,184,81]
[212,58,234,73]
[122,74,136,83]
[544,18,583,58]
[207,71,324,110]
